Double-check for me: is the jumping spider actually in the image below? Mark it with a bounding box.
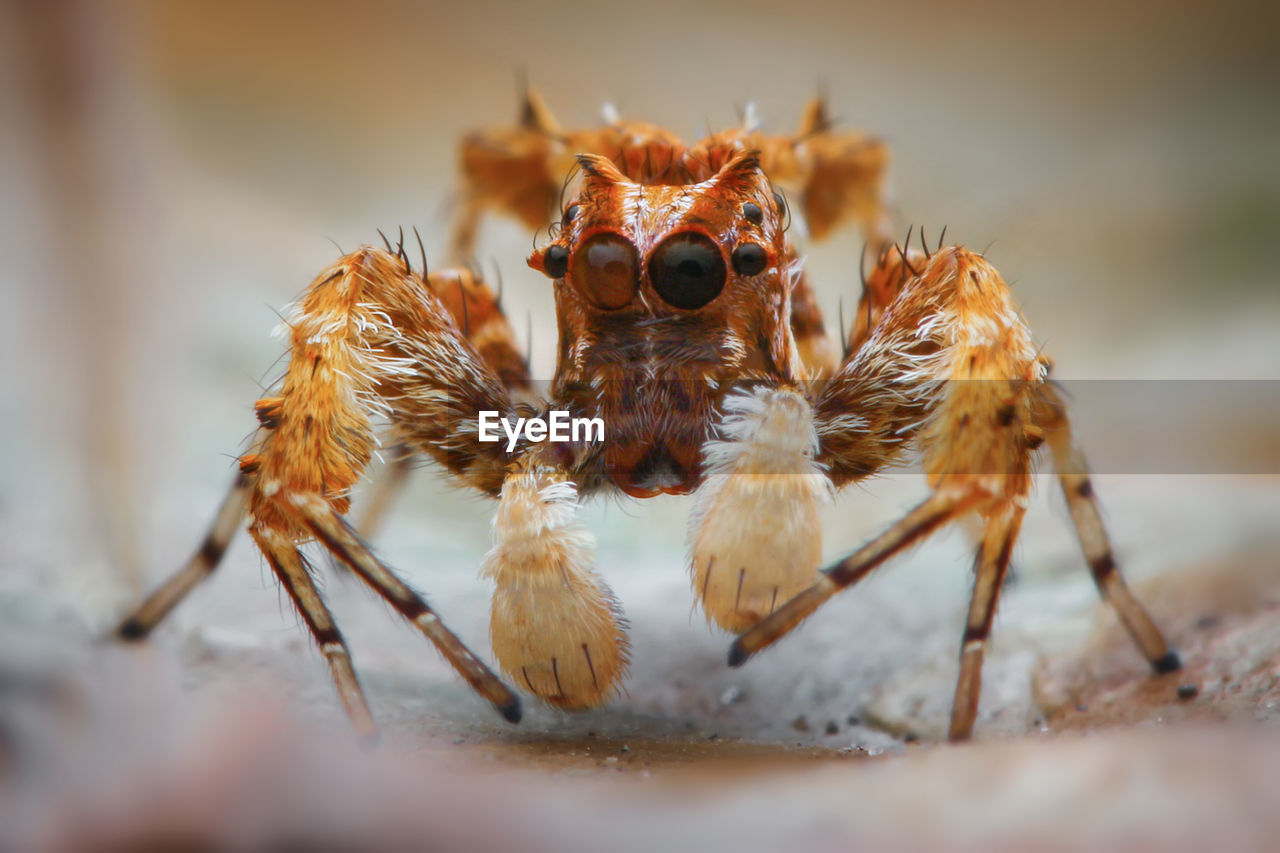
[117,90,1180,742]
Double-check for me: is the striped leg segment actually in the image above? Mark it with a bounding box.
[1033,384,1180,673]
[729,490,981,666]
[255,529,377,742]
[116,468,253,639]
[292,494,521,723]
[949,504,1025,740]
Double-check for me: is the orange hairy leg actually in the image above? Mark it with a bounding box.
[350,247,533,542]
[728,246,1178,740]
[119,247,525,733]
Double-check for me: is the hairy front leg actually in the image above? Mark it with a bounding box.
[351,261,534,542]
[729,245,1176,740]
[119,246,526,734]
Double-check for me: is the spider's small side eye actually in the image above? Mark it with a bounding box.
[563,203,580,224]
[649,232,726,310]
[544,244,569,278]
[731,243,768,277]
[742,202,763,225]
[772,191,787,214]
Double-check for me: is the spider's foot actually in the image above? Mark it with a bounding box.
[1153,649,1183,674]
[115,618,150,641]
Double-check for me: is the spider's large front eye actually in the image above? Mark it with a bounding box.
[572,232,639,310]
[648,232,726,310]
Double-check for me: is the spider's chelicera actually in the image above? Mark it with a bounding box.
[117,91,1180,743]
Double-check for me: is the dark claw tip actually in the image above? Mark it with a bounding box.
[1153,649,1183,674]
[727,641,751,668]
[116,619,149,641]
[499,696,523,724]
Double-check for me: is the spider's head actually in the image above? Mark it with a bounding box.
[528,151,800,497]
[528,150,791,332]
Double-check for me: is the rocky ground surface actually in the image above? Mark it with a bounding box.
[2,472,1278,850]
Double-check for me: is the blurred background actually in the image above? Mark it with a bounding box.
[1,0,1278,848]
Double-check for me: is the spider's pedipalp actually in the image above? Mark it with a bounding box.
[690,387,831,634]
[481,450,630,710]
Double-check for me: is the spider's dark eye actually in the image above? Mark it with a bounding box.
[772,191,787,213]
[731,242,768,277]
[571,232,639,309]
[543,244,569,279]
[742,202,763,225]
[649,232,726,310]
[563,203,579,224]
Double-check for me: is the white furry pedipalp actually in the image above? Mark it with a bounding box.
[481,463,630,709]
[690,387,832,633]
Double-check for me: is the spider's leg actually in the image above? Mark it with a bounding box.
[350,266,532,543]
[788,260,840,380]
[727,489,983,662]
[729,246,1175,740]
[950,503,1025,739]
[480,448,630,710]
[255,529,377,741]
[769,96,894,249]
[120,247,527,734]
[449,87,562,262]
[845,242,925,358]
[116,467,253,639]
[1032,383,1181,673]
[292,494,520,721]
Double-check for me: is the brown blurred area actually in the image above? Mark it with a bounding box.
[1,0,1278,849]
